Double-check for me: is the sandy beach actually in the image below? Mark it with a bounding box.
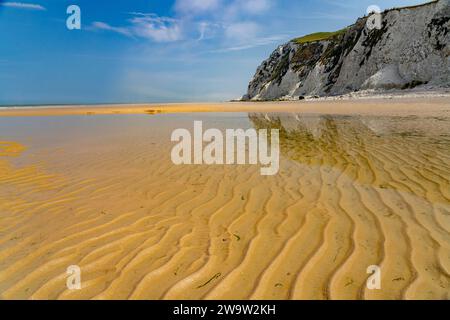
[1,96,450,117]
[0,99,449,300]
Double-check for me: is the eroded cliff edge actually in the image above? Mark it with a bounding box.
[242,0,450,101]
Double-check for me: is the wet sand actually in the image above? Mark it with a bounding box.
[0,97,450,117]
[0,100,449,300]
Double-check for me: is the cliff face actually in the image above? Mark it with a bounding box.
[242,0,450,100]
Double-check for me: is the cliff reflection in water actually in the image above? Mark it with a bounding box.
[249,112,450,203]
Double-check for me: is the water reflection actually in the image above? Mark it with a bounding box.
[249,113,450,203]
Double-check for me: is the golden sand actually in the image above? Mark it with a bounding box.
[0,100,449,300]
[0,97,449,117]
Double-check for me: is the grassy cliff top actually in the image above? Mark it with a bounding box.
[292,29,347,44]
[291,0,438,45]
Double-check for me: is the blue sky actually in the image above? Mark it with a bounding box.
[0,0,428,105]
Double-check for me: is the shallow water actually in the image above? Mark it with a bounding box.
[0,113,449,299]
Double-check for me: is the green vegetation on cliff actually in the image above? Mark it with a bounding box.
[292,29,347,44]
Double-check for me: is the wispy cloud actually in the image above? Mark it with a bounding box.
[91,22,132,37]
[174,0,221,15]
[91,0,280,47]
[197,21,217,41]
[211,34,288,53]
[0,1,46,11]
[233,0,272,15]
[225,22,260,42]
[130,15,182,42]
[91,14,182,43]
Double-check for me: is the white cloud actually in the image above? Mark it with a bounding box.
[225,22,260,42]
[197,21,222,40]
[90,0,276,45]
[130,15,182,42]
[240,0,271,14]
[174,0,221,15]
[90,14,182,43]
[222,0,271,20]
[212,34,287,52]
[0,2,46,11]
[198,22,208,40]
[91,22,132,37]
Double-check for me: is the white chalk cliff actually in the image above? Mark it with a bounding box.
[242,0,450,100]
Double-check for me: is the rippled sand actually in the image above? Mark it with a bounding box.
[0,106,449,300]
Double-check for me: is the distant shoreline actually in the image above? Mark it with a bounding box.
[0,95,449,118]
[3,88,449,110]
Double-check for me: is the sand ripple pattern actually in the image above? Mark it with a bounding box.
[0,113,449,300]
